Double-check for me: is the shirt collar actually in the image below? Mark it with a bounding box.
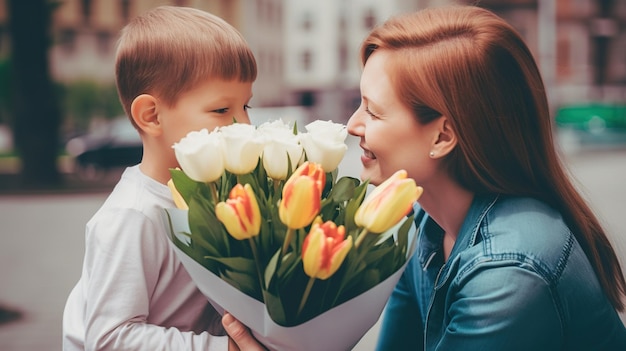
[414,194,499,285]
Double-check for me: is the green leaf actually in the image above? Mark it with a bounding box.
[165,210,221,274]
[344,180,369,229]
[205,255,257,273]
[329,176,360,203]
[169,168,200,205]
[264,249,280,290]
[220,268,262,301]
[188,196,231,256]
[263,290,287,326]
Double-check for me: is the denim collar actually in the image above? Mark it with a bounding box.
[414,194,499,288]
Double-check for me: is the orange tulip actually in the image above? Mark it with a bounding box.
[302,220,352,280]
[278,162,325,229]
[355,170,423,234]
[215,183,261,240]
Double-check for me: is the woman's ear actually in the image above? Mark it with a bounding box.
[130,94,161,137]
[431,116,457,158]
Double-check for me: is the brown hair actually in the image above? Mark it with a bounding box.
[361,5,626,310]
[115,6,257,127]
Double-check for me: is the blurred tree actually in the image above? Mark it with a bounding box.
[0,58,10,126]
[7,0,62,187]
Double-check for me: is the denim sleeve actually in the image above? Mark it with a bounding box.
[376,266,425,351]
[434,264,562,351]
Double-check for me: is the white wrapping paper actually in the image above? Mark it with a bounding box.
[164,208,416,351]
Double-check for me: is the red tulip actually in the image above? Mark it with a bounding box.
[215,184,261,240]
[302,220,352,280]
[355,170,423,234]
[278,162,325,229]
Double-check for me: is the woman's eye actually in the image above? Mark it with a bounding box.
[212,108,229,114]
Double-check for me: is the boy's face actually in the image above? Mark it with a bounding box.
[158,78,254,153]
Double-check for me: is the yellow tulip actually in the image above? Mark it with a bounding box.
[302,220,352,280]
[215,184,261,240]
[167,178,189,210]
[355,170,423,234]
[278,162,325,229]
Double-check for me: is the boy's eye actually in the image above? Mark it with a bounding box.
[244,104,251,111]
[365,107,379,118]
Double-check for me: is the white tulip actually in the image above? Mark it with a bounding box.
[219,123,265,174]
[172,128,225,183]
[300,120,348,172]
[258,119,304,180]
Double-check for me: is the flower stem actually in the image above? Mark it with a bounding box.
[354,228,370,248]
[297,277,316,317]
[272,179,281,196]
[208,182,219,204]
[248,238,265,290]
[281,227,295,256]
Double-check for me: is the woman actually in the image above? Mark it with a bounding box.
[346,5,626,351]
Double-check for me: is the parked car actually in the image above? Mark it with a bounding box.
[65,117,142,180]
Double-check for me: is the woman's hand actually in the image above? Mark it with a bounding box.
[223,312,267,351]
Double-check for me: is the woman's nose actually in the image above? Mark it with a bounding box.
[346,108,363,136]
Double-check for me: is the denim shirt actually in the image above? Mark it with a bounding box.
[376,195,626,351]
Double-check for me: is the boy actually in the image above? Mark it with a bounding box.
[62,6,256,350]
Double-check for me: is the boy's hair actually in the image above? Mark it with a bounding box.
[115,6,257,126]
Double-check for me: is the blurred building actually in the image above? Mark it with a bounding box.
[283,0,438,121]
[0,0,625,121]
[479,0,626,111]
[0,0,285,110]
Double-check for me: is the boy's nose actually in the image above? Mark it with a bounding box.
[233,113,251,124]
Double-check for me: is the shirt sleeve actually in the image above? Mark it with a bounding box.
[434,264,561,351]
[376,258,425,351]
[82,208,227,351]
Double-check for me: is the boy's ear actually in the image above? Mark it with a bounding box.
[431,116,457,158]
[130,94,161,136]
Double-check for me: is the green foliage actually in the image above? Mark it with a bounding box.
[60,80,123,130]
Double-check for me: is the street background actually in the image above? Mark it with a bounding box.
[1,135,626,351]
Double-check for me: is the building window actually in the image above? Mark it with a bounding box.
[339,43,348,71]
[96,31,112,54]
[81,0,92,25]
[120,0,131,22]
[556,37,571,80]
[302,12,313,31]
[363,8,376,29]
[301,50,312,71]
[59,28,77,54]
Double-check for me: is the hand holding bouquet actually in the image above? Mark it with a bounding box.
[164,119,423,350]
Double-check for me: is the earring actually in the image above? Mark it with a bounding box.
[429,151,435,158]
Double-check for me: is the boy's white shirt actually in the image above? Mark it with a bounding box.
[63,165,228,350]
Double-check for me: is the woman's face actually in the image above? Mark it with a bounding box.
[347,50,440,186]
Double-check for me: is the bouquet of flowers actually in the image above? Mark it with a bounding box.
[163,119,423,350]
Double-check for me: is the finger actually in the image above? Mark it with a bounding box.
[222,312,266,351]
[228,336,241,351]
